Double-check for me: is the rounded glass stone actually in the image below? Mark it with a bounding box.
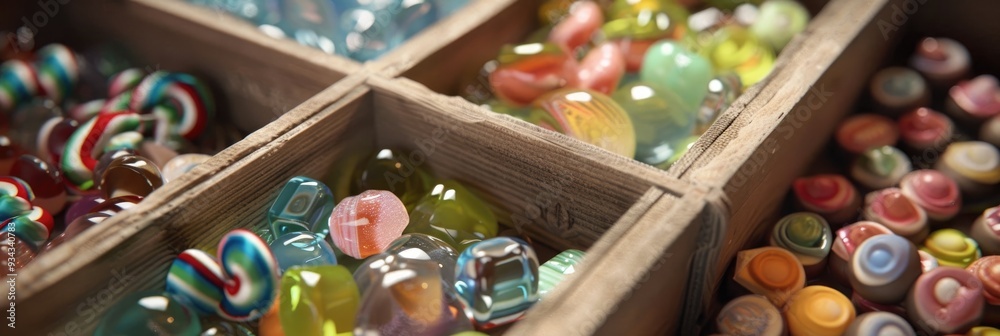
[351,148,434,210]
[701,25,775,88]
[455,237,539,329]
[532,88,637,158]
[612,82,695,166]
[269,232,338,274]
[406,180,498,251]
[99,154,164,200]
[267,176,335,237]
[280,265,360,336]
[640,41,714,110]
[93,290,201,336]
[354,233,459,294]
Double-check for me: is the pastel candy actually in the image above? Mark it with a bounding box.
[93,290,202,336]
[328,190,409,259]
[770,212,832,276]
[354,255,473,336]
[405,180,498,251]
[871,67,931,113]
[784,286,856,336]
[538,249,585,297]
[355,233,459,295]
[848,234,922,304]
[918,250,939,273]
[279,265,360,335]
[972,206,1000,255]
[533,88,637,158]
[268,232,338,274]
[906,267,984,334]
[130,71,215,140]
[98,154,164,199]
[899,169,961,221]
[455,237,539,329]
[862,188,928,243]
[268,176,335,237]
[166,229,279,321]
[936,141,1000,197]
[851,146,912,190]
[548,1,602,53]
[844,312,916,336]
[836,114,900,155]
[489,42,578,107]
[640,41,713,110]
[61,111,144,190]
[0,176,34,221]
[921,229,981,268]
[830,221,893,284]
[792,174,860,224]
[733,246,806,307]
[897,108,952,152]
[967,256,1000,306]
[575,42,626,95]
[716,295,783,336]
[612,81,695,166]
[910,37,970,88]
[947,75,1000,122]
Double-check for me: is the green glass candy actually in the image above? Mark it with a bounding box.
[350,148,434,210]
[539,249,586,297]
[751,0,811,51]
[603,0,689,41]
[406,180,499,251]
[701,25,776,88]
[640,41,714,110]
[280,265,360,336]
[658,135,699,170]
[93,290,201,336]
[613,82,696,166]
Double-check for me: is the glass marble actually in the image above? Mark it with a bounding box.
[603,1,689,72]
[93,290,202,336]
[489,42,578,107]
[612,82,695,166]
[548,1,603,54]
[355,234,459,295]
[406,180,498,251]
[93,148,137,187]
[99,154,164,199]
[87,195,142,216]
[769,212,831,277]
[848,234,922,305]
[187,0,281,27]
[657,135,698,169]
[354,255,473,336]
[533,88,637,158]
[268,176,335,237]
[162,153,212,183]
[538,249,585,297]
[696,73,742,135]
[279,265,360,336]
[784,286,856,336]
[701,25,775,88]
[749,0,809,51]
[269,232,338,274]
[640,41,713,110]
[351,148,434,210]
[277,0,343,55]
[328,190,409,259]
[921,228,981,268]
[337,2,413,61]
[733,246,805,307]
[455,237,539,329]
[64,195,105,226]
[10,154,66,214]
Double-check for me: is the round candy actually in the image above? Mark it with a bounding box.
[641,40,713,110]
[851,146,911,190]
[354,233,459,295]
[946,74,1000,122]
[909,37,970,88]
[61,110,144,189]
[830,221,893,284]
[36,116,78,166]
[162,153,211,183]
[613,82,696,167]
[99,154,164,200]
[93,148,137,187]
[967,256,1000,306]
[64,194,105,225]
[897,108,953,151]
[34,43,80,104]
[405,180,498,251]
[489,42,577,107]
[602,1,689,72]
[921,228,981,268]
[87,195,142,217]
[836,114,899,155]
[547,1,602,54]
[93,290,201,336]
[733,246,805,307]
[166,229,279,321]
[455,237,539,329]
[862,188,928,243]
[769,212,832,276]
[784,286,856,336]
[936,141,1000,197]
[575,42,625,95]
[268,232,338,274]
[899,169,961,221]
[0,176,33,221]
[280,265,360,335]
[848,234,922,304]
[702,24,776,88]
[350,148,434,209]
[1,206,54,271]
[844,312,916,336]
[870,67,930,114]
[792,174,860,223]
[716,295,783,336]
[328,190,409,259]
[750,0,810,51]
[130,71,215,140]
[533,88,636,158]
[972,206,1000,255]
[42,212,110,253]
[906,267,984,334]
[0,59,38,111]
[10,155,65,214]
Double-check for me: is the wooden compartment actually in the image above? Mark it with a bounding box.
[675,0,1000,331]
[12,74,713,335]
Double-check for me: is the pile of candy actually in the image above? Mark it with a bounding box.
[0,42,221,271]
[713,38,1000,335]
[463,0,810,168]
[95,148,585,335]
[187,0,470,61]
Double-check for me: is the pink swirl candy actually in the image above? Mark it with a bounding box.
[897,108,953,151]
[863,188,928,243]
[947,75,1000,120]
[328,190,409,259]
[906,267,984,334]
[899,170,961,221]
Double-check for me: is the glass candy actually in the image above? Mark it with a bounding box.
[701,25,775,88]
[328,190,409,259]
[351,148,434,209]
[93,291,202,336]
[455,237,539,329]
[278,0,343,54]
[268,176,335,237]
[99,154,164,199]
[538,249,585,297]
[489,42,578,107]
[749,0,810,51]
[533,88,636,158]
[10,154,65,214]
[603,0,689,72]
[279,265,360,335]
[354,233,459,294]
[406,180,498,251]
[268,231,338,273]
[612,82,695,166]
[640,41,713,110]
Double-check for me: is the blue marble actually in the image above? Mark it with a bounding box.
[267,176,335,237]
[454,237,539,329]
[268,232,338,273]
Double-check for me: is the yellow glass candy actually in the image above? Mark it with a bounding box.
[533,88,637,158]
[702,25,776,88]
[279,265,360,336]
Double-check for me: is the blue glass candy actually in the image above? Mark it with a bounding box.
[93,290,201,336]
[354,233,459,294]
[338,0,438,61]
[455,237,539,329]
[267,176,335,237]
[268,232,338,273]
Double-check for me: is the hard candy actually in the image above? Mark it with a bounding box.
[268,232,338,274]
[538,249,585,297]
[455,237,539,329]
[733,246,805,307]
[130,71,215,140]
[42,212,110,253]
[784,286,856,336]
[640,41,713,110]
[848,234,922,305]
[697,73,742,134]
[406,180,498,251]
[548,1,603,54]
[162,153,211,183]
[351,148,434,209]
[98,154,164,199]
[602,1,689,72]
[701,25,775,88]
[906,267,984,334]
[61,110,144,190]
[533,88,636,158]
[93,290,201,336]
[328,190,409,259]
[280,265,360,335]
[268,176,335,237]
[37,116,78,166]
[0,206,54,271]
[749,0,810,51]
[0,176,33,221]
[354,233,459,295]
[921,228,981,268]
[769,212,832,277]
[489,42,578,107]
[575,42,626,95]
[612,81,694,166]
[10,155,65,214]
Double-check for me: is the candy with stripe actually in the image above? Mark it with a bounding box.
[936,141,1000,198]
[328,190,409,259]
[862,188,928,243]
[851,146,912,190]
[770,212,833,277]
[129,71,215,140]
[166,229,279,321]
[906,267,984,334]
[921,228,981,268]
[0,176,34,221]
[0,59,38,111]
[33,43,80,104]
[488,42,577,107]
[107,68,145,97]
[534,88,636,158]
[899,169,961,221]
[60,110,143,189]
[792,174,860,223]
[1,206,54,271]
[538,249,585,297]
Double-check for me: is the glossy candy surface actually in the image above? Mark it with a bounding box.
[936,141,1000,197]
[830,221,893,283]
[967,256,1000,307]
[897,108,953,151]
[406,180,498,251]
[93,290,201,336]
[279,265,360,336]
[328,190,409,259]
[848,234,922,304]
[351,148,434,209]
[10,155,65,214]
[354,233,459,295]
[851,146,912,190]
[538,249,585,297]
[733,246,805,307]
[844,312,916,336]
[946,74,1000,121]
[612,82,696,166]
[696,73,742,134]
[899,169,961,221]
[769,212,832,275]
[455,237,539,329]
[750,0,809,51]
[533,88,637,157]
[701,24,775,88]
[268,232,338,274]
[784,286,856,336]
[99,154,164,199]
[836,114,900,155]
[972,206,1000,255]
[910,37,970,88]
[922,229,981,268]
[161,153,211,183]
[715,294,783,336]
[792,174,860,223]
[489,43,577,107]
[640,41,713,110]
[906,267,984,334]
[268,176,335,237]
[870,67,930,113]
[862,188,928,243]
[603,0,689,72]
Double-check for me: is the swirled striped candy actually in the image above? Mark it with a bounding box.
[770,212,832,275]
[0,176,34,221]
[2,206,54,249]
[60,111,143,189]
[166,229,279,321]
[0,59,38,111]
[34,44,80,104]
[130,71,214,140]
[68,99,106,122]
[107,68,145,97]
